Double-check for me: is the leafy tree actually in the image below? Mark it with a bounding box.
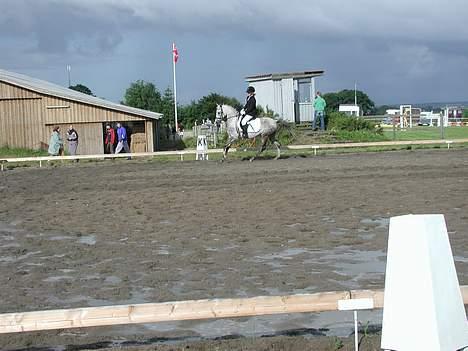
[322,90,375,115]
[69,84,94,96]
[160,87,175,125]
[179,93,242,128]
[123,80,162,112]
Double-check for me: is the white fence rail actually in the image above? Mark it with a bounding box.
[2,139,468,170]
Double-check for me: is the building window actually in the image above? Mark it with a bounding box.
[297,79,311,103]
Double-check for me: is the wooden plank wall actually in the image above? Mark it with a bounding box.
[46,123,104,155]
[0,81,159,154]
[43,96,145,125]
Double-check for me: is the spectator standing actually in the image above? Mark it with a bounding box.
[312,91,327,131]
[115,123,131,156]
[66,125,79,158]
[48,126,64,156]
[165,123,170,140]
[171,125,176,141]
[105,124,116,154]
[178,123,184,139]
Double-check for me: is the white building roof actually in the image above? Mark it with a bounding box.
[246,70,324,82]
[0,69,162,120]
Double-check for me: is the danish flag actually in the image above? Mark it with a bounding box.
[172,43,179,63]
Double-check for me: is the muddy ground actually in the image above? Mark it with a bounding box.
[0,149,468,350]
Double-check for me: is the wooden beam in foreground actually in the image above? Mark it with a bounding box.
[0,287,466,334]
[0,291,349,334]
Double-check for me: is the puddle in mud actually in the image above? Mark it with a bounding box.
[360,217,389,229]
[43,275,74,283]
[78,235,97,245]
[49,235,73,241]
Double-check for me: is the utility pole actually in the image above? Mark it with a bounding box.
[67,65,71,87]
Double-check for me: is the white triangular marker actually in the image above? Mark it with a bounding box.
[381,214,468,350]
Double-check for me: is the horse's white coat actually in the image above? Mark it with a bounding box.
[216,104,281,161]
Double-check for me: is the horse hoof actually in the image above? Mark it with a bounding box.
[249,157,255,162]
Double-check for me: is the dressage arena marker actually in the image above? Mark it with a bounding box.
[381,214,468,351]
[196,135,208,160]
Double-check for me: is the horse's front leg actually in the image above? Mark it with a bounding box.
[250,136,268,162]
[222,138,235,162]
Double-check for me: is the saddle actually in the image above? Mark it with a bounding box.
[237,116,260,138]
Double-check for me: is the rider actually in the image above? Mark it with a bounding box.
[240,86,257,138]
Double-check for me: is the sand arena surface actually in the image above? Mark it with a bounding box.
[0,149,467,350]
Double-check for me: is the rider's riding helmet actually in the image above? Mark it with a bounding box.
[246,86,255,94]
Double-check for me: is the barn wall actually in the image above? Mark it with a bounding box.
[0,82,45,149]
[0,81,159,154]
[43,96,145,125]
[0,81,41,99]
[47,123,104,155]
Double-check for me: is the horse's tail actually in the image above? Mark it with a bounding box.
[273,119,295,144]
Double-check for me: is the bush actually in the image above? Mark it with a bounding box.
[327,111,381,133]
[332,130,388,142]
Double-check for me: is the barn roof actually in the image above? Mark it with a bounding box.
[245,70,325,82]
[0,69,162,120]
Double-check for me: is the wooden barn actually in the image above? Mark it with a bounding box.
[0,69,163,155]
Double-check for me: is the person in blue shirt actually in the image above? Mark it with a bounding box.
[115,123,131,158]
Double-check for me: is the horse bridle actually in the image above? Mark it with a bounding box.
[218,105,239,122]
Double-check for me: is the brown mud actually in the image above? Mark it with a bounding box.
[0,149,467,350]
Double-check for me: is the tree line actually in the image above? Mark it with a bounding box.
[70,81,381,127]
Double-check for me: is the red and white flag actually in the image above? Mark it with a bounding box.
[172,43,179,63]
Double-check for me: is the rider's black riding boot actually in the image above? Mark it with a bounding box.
[241,124,249,138]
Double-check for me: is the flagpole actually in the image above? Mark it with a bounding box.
[172,43,178,133]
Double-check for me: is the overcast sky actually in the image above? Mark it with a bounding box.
[1,0,467,105]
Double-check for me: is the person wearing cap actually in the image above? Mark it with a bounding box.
[312,91,327,131]
[240,86,257,138]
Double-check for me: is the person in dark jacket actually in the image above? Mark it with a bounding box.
[105,124,116,154]
[240,86,257,138]
[66,125,79,157]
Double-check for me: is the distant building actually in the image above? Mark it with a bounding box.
[339,104,360,116]
[0,69,163,154]
[386,109,400,115]
[245,70,324,123]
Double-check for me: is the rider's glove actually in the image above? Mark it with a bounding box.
[240,109,245,116]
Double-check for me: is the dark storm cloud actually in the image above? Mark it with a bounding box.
[0,0,137,57]
[1,0,467,103]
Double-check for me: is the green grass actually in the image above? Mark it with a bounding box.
[0,147,47,158]
[383,126,468,141]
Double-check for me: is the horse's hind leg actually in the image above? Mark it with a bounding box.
[250,136,268,162]
[269,134,281,160]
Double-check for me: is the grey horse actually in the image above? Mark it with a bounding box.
[216,104,281,162]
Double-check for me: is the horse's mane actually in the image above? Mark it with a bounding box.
[221,104,238,116]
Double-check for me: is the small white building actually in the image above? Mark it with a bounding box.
[339,104,360,116]
[245,70,324,123]
[386,109,400,115]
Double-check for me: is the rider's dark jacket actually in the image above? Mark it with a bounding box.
[243,95,257,118]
